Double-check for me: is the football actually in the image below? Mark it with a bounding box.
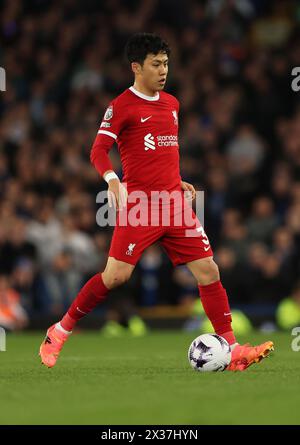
[188,333,232,372]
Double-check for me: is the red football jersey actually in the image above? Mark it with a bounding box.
[91,86,182,196]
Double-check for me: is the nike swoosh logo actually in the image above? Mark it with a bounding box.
[76,306,87,315]
[204,246,211,251]
[224,313,232,316]
[141,116,152,123]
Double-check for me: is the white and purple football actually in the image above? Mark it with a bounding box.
[188,334,231,372]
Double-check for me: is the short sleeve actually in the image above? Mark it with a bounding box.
[97,99,127,141]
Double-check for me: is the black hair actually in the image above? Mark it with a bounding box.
[125,32,170,65]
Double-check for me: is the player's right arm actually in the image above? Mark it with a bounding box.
[90,100,128,210]
[102,169,128,210]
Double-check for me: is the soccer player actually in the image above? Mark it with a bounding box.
[39,33,273,371]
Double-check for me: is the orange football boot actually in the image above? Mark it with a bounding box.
[227,341,274,371]
[39,324,69,368]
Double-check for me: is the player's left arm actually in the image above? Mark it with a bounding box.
[181,180,196,201]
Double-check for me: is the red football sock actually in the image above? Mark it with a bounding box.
[60,273,109,331]
[198,280,236,345]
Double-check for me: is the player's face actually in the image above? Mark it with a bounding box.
[140,52,169,92]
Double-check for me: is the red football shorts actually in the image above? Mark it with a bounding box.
[108,197,213,266]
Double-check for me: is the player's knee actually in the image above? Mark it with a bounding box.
[102,270,131,289]
[198,258,220,285]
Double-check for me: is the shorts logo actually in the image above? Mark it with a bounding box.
[104,105,113,120]
[126,243,136,256]
[144,133,155,151]
[141,116,152,123]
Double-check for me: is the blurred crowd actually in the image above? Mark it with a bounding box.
[1,0,300,329]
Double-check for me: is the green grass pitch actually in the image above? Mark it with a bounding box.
[0,331,299,425]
